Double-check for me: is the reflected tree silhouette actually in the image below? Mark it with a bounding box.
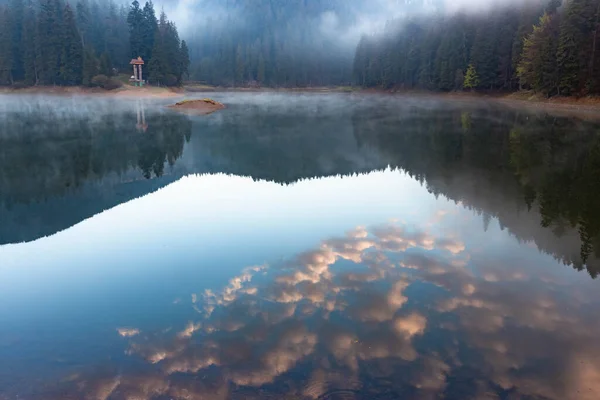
[0,108,192,205]
[351,106,600,278]
[2,95,600,280]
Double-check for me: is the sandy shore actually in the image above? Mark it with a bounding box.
[0,85,183,99]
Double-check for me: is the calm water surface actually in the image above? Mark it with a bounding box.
[0,93,599,399]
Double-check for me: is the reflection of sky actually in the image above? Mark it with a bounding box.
[0,169,598,399]
[0,170,444,309]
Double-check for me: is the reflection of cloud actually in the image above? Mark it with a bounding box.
[393,313,427,338]
[229,322,317,386]
[113,374,169,400]
[203,265,266,312]
[57,221,600,400]
[349,279,410,322]
[117,327,140,337]
[177,321,202,338]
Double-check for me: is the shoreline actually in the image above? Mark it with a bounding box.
[0,85,184,99]
[3,85,600,119]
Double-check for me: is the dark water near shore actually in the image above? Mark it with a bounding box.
[0,93,599,400]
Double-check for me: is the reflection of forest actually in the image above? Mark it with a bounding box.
[351,106,600,278]
[0,110,192,243]
[0,110,191,206]
[2,99,600,281]
[184,102,388,183]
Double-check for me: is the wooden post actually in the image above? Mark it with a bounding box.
[138,65,143,86]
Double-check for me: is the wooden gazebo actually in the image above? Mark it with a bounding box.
[129,57,145,86]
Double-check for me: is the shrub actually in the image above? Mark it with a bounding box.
[90,75,123,90]
[164,74,178,87]
[11,82,30,89]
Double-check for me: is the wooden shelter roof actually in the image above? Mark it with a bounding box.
[130,57,145,65]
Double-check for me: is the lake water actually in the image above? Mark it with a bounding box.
[0,93,599,400]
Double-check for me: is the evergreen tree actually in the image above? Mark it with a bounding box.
[36,0,62,85]
[557,0,598,95]
[59,4,83,85]
[147,24,166,84]
[82,46,98,86]
[0,6,14,85]
[353,36,368,86]
[140,1,157,60]
[127,0,143,58]
[10,0,25,82]
[99,52,112,76]
[470,18,498,89]
[463,64,480,89]
[235,44,244,86]
[75,0,90,46]
[180,40,190,80]
[22,0,37,84]
[518,12,560,96]
[258,51,266,83]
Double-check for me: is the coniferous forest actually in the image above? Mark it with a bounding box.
[354,0,600,96]
[0,0,189,87]
[1,0,600,96]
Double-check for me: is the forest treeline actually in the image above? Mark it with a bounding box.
[353,0,600,96]
[1,0,600,95]
[0,0,189,87]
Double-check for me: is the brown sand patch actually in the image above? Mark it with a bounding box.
[167,98,225,115]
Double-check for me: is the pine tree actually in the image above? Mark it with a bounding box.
[104,1,129,72]
[140,1,157,61]
[37,0,62,85]
[235,44,244,86]
[470,18,498,89]
[22,0,37,85]
[59,3,83,85]
[518,12,560,96]
[257,52,266,84]
[557,0,597,95]
[10,0,25,82]
[180,39,190,80]
[127,0,143,58]
[147,25,166,84]
[82,46,98,86]
[99,52,112,76]
[463,64,480,89]
[75,0,89,46]
[0,7,14,85]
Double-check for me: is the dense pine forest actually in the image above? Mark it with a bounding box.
[1,0,600,95]
[353,0,600,96]
[0,0,189,87]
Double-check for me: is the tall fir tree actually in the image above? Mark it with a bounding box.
[22,0,37,84]
[59,4,83,85]
[127,0,144,59]
[557,0,598,95]
[518,12,560,96]
[10,0,25,82]
[180,40,190,80]
[470,18,498,89]
[37,0,62,85]
[0,7,14,85]
[82,46,98,86]
[140,1,157,61]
